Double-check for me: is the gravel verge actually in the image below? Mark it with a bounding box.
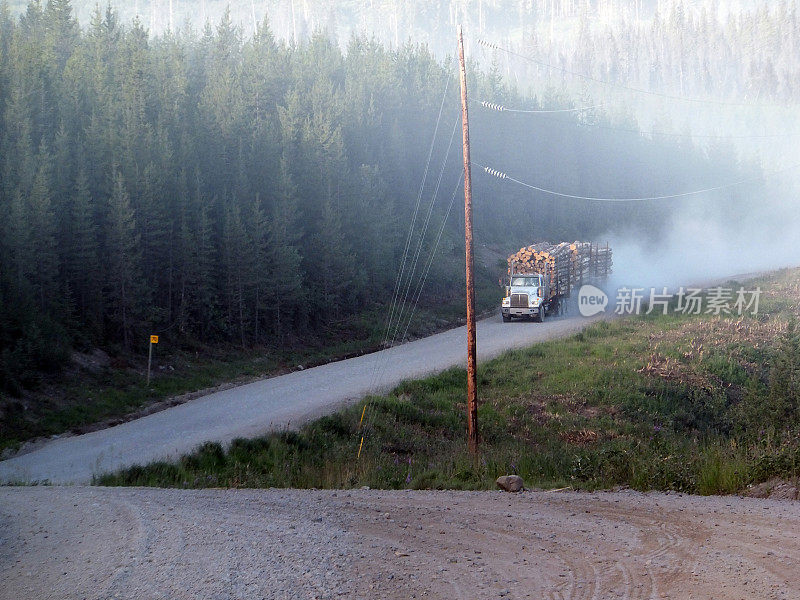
[2,486,798,599]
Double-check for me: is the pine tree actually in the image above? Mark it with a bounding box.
[139,162,173,320]
[28,142,58,312]
[188,181,217,338]
[313,195,354,321]
[43,0,78,70]
[0,2,14,143]
[244,193,269,342]
[221,197,255,347]
[267,157,303,340]
[174,176,193,334]
[105,171,144,350]
[69,169,101,330]
[356,164,397,293]
[53,121,74,281]
[175,171,217,338]
[3,94,37,196]
[9,190,32,296]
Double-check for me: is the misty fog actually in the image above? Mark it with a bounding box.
[12,0,795,288]
[3,0,799,377]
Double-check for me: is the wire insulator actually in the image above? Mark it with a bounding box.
[480,101,505,111]
[484,167,508,179]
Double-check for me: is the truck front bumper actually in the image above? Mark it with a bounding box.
[502,307,540,317]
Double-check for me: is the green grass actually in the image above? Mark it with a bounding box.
[1,263,503,454]
[96,269,800,493]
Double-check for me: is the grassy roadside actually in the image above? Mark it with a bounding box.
[0,264,502,455]
[98,269,800,495]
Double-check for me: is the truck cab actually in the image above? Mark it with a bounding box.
[501,273,549,322]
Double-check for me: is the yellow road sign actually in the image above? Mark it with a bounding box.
[150,335,159,344]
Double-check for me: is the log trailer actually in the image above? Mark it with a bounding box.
[501,241,613,322]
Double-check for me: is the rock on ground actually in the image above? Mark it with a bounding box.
[496,475,524,492]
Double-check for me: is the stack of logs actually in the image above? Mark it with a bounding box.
[507,241,613,300]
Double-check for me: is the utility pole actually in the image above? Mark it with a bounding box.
[457,25,479,455]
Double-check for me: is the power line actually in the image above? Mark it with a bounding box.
[477,100,603,114]
[566,118,800,140]
[390,114,460,346]
[361,173,464,443]
[478,39,791,109]
[398,174,464,350]
[359,170,464,456]
[381,74,450,358]
[477,100,800,139]
[474,161,800,202]
[358,96,459,459]
[357,74,452,457]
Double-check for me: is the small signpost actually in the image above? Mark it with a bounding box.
[147,335,158,386]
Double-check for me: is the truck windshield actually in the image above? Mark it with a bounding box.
[511,276,540,286]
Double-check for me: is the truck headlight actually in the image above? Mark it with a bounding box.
[529,297,539,307]
[502,297,510,307]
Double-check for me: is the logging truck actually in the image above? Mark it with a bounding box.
[501,241,613,322]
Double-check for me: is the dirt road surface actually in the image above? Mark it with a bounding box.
[0,314,599,485]
[1,486,797,600]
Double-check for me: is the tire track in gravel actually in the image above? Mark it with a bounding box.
[350,492,663,600]
[345,489,792,600]
[571,504,696,598]
[633,499,795,598]
[2,487,800,600]
[691,511,800,598]
[468,497,666,600]
[541,497,704,600]
[103,496,149,597]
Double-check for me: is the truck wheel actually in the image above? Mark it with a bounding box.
[536,307,545,323]
[502,314,511,322]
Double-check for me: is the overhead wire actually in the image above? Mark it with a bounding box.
[359,114,461,451]
[398,174,464,347]
[475,100,800,139]
[477,100,603,113]
[356,73,452,457]
[473,161,800,202]
[360,171,465,448]
[382,74,451,351]
[390,115,460,347]
[478,38,792,109]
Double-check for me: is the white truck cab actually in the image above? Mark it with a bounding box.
[501,273,550,322]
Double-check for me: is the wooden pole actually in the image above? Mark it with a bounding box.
[458,25,479,455]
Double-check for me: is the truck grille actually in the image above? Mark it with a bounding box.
[510,293,528,308]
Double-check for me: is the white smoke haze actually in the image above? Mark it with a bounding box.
[19,0,797,287]
[607,180,800,291]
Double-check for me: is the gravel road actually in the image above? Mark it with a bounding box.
[0,313,599,484]
[1,486,798,600]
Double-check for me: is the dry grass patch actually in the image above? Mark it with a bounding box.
[648,316,782,353]
[559,429,601,446]
[637,351,718,391]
